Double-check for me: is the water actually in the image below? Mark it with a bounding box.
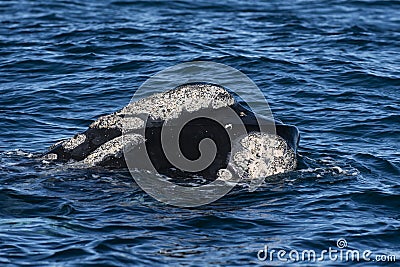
[1,0,399,265]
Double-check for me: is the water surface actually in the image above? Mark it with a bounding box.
[1,0,399,265]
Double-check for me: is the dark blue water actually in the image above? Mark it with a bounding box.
[1,0,399,266]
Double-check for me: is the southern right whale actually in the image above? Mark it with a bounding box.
[43,83,300,182]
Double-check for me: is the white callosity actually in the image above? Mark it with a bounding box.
[89,114,123,129]
[122,117,145,132]
[62,134,86,150]
[88,113,145,131]
[88,84,233,131]
[117,83,234,121]
[217,169,233,181]
[83,134,144,166]
[231,132,296,180]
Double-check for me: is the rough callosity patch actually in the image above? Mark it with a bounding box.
[83,134,144,166]
[89,84,233,131]
[117,83,235,121]
[231,132,296,180]
[90,114,123,129]
[122,117,145,132]
[217,169,233,181]
[90,114,145,132]
[62,134,86,150]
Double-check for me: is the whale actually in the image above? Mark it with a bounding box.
[43,83,300,181]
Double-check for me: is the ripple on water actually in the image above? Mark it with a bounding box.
[1,0,400,265]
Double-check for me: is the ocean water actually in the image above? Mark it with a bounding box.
[1,0,399,266]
